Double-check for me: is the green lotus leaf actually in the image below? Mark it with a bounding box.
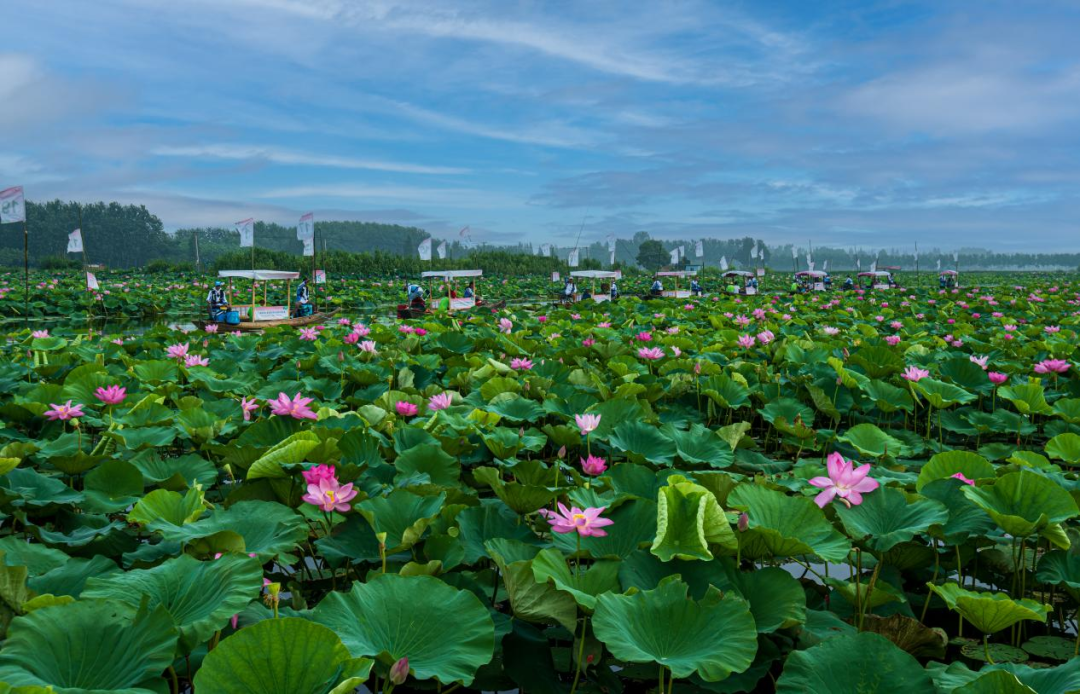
[531,548,620,610]
[701,374,751,410]
[246,431,320,480]
[849,346,905,379]
[486,395,546,422]
[162,500,307,561]
[488,547,577,634]
[775,632,933,693]
[920,478,996,544]
[927,658,1080,694]
[927,582,1049,635]
[0,599,178,692]
[456,503,539,564]
[129,450,218,490]
[0,468,83,508]
[913,378,976,409]
[651,474,737,561]
[357,489,445,554]
[838,423,906,459]
[823,575,907,609]
[962,470,1079,543]
[662,423,734,467]
[0,539,68,577]
[727,484,851,563]
[28,555,120,598]
[194,617,373,694]
[312,574,495,685]
[592,576,757,682]
[1036,550,1080,600]
[835,486,947,553]
[394,442,459,486]
[608,420,677,466]
[1052,398,1080,423]
[83,554,263,652]
[128,487,208,531]
[1045,432,1080,465]
[83,459,144,513]
[953,671,1037,694]
[915,450,997,491]
[998,382,1053,416]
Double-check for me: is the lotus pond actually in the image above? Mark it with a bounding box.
[4,276,1080,693]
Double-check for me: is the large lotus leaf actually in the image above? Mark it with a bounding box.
[662,423,734,467]
[162,500,307,561]
[28,555,120,598]
[849,346,905,379]
[651,474,737,561]
[999,382,1053,416]
[759,398,814,429]
[28,513,126,548]
[194,617,372,694]
[927,582,1049,635]
[1052,398,1080,424]
[823,576,907,610]
[0,468,83,508]
[486,395,546,423]
[838,423,906,459]
[393,443,459,486]
[928,658,1080,694]
[83,459,144,513]
[1045,433,1080,465]
[109,425,178,450]
[552,498,658,559]
[701,374,751,410]
[0,539,68,577]
[727,484,851,563]
[246,431,321,480]
[775,632,932,693]
[132,359,180,384]
[962,470,1079,542]
[913,378,976,409]
[608,420,677,466]
[0,600,178,692]
[312,574,495,686]
[488,548,577,634]
[835,486,947,553]
[129,451,218,490]
[592,577,757,682]
[915,450,997,491]
[357,490,445,554]
[920,479,996,544]
[472,467,559,514]
[82,554,263,652]
[456,503,540,564]
[1037,550,1080,597]
[953,671,1037,694]
[128,487,208,531]
[530,548,620,611]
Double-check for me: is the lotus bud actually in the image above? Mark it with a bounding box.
[737,512,749,532]
[376,531,387,551]
[557,445,566,460]
[389,656,409,685]
[338,350,345,362]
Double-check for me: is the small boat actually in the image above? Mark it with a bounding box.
[201,269,338,331]
[199,308,338,332]
[397,269,500,317]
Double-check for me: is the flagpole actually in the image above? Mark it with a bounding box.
[193,229,201,272]
[23,218,28,321]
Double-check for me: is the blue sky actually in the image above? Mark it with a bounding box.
[3,0,1079,250]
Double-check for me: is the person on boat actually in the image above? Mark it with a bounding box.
[650,278,663,296]
[563,278,577,303]
[206,281,229,320]
[824,275,833,290]
[690,279,703,296]
[843,275,854,291]
[790,278,799,294]
[406,283,426,311]
[610,281,619,299]
[295,278,311,316]
[727,281,738,294]
[464,281,475,298]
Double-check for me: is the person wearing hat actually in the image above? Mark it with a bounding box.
[295,277,311,316]
[206,281,229,321]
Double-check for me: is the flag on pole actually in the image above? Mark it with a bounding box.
[720,256,729,271]
[808,260,816,272]
[86,271,99,290]
[677,245,685,261]
[606,234,616,252]
[235,218,254,248]
[953,251,959,263]
[750,244,758,259]
[459,225,471,244]
[791,246,798,259]
[669,248,679,265]
[297,213,314,241]
[67,228,83,253]
[609,249,615,265]
[315,270,326,284]
[870,261,877,273]
[418,238,432,261]
[0,186,25,223]
[436,241,447,259]
[695,240,704,258]
[856,257,861,270]
[805,252,812,266]
[822,259,828,272]
[936,259,941,270]
[302,237,314,257]
[568,248,580,267]
[539,243,552,257]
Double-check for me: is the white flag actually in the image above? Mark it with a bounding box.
[437,241,447,259]
[418,238,432,261]
[822,259,828,271]
[669,248,679,264]
[606,234,616,252]
[870,261,877,273]
[302,237,314,257]
[315,269,326,284]
[791,246,798,259]
[67,228,83,253]
[459,225,471,244]
[808,260,816,272]
[750,244,758,259]
[914,246,919,262]
[857,257,861,270]
[677,245,685,261]
[806,252,812,266]
[540,243,552,257]
[86,271,99,290]
[720,256,729,271]
[235,218,254,248]
[936,259,941,270]
[568,248,580,267]
[0,186,25,223]
[297,213,314,241]
[609,249,615,265]
[953,251,959,263]
[695,240,704,258]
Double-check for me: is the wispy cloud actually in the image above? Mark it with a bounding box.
[151,143,469,175]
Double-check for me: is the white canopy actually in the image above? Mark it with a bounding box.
[722,270,754,277]
[858,271,892,278]
[219,270,300,280]
[656,270,698,277]
[571,270,620,279]
[421,269,483,279]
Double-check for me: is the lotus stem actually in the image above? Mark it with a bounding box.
[984,634,994,664]
[167,666,179,694]
[920,540,940,623]
[569,614,588,694]
[858,559,881,632]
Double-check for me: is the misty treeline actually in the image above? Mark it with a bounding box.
[2,199,1078,272]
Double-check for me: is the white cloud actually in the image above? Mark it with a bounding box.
[256,182,522,208]
[151,143,468,175]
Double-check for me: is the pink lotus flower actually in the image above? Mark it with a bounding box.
[269,392,318,420]
[808,452,880,508]
[635,331,652,342]
[398,324,414,334]
[343,332,360,345]
[510,358,533,371]
[205,324,219,334]
[44,400,84,421]
[970,355,989,370]
[354,324,371,336]
[396,401,418,417]
[302,477,358,513]
[94,385,127,406]
[389,656,409,686]
[1046,325,1061,334]
[240,396,260,421]
[822,326,839,336]
[185,354,210,368]
[582,337,596,347]
[538,316,547,323]
[757,330,775,344]
[30,330,49,338]
[414,328,428,336]
[737,334,755,349]
[298,328,318,341]
[338,317,352,325]
[884,335,901,346]
[428,392,453,411]
[638,346,665,360]
[575,413,601,435]
[166,343,189,360]
[1035,359,1070,374]
[539,503,614,537]
[988,371,1008,385]
[499,318,513,334]
[597,322,612,329]
[951,472,975,486]
[303,464,337,485]
[359,340,377,354]
[581,455,607,476]
[902,366,930,382]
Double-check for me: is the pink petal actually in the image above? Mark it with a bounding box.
[813,487,837,508]
[808,476,833,489]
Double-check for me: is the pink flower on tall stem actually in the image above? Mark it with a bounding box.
[343,332,360,345]
[1035,359,1070,374]
[94,385,127,406]
[302,464,337,485]
[539,503,614,537]
[737,334,755,349]
[638,347,665,360]
[510,358,533,371]
[185,354,210,367]
[239,396,260,421]
[988,372,1008,385]
[359,340,378,354]
[44,400,84,421]
[428,392,453,411]
[884,335,901,346]
[205,324,219,334]
[396,401,418,417]
[808,452,879,508]
[268,392,318,420]
[581,455,607,476]
[302,477,358,513]
[575,413,601,435]
[902,366,930,382]
[166,343,189,360]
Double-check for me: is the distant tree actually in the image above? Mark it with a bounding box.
[636,239,668,270]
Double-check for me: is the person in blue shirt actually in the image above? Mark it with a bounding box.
[690,279,703,296]
[294,278,310,316]
[206,281,229,320]
[610,281,619,299]
[464,281,475,298]
[650,278,663,296]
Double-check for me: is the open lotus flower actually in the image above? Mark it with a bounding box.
[204,324,218,334]
[902,365,930,382]
[343,332,360,345]
[1035,359,1070,374]
[396,401,419,417]
[510,358,533,371]
[575,413,601,435]
[166,343,189,359]
[951,472,976,485]
[737,334,755,349]
[44,400,84,421]
[581,455,607,476]
[30,329,49,338]
[94,385,127,406]
[808,452,879,508]
[539,503,614,537]
[499,318,513,334]
[428,392,453,411]
[970,355,989,369]
[298,328,318,341]
[185,354,210,367]
[239,396,260,421]
[988,371,1008,385]
[268,392,318,420]
[638,347,665,360]
[302,476,358,513]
